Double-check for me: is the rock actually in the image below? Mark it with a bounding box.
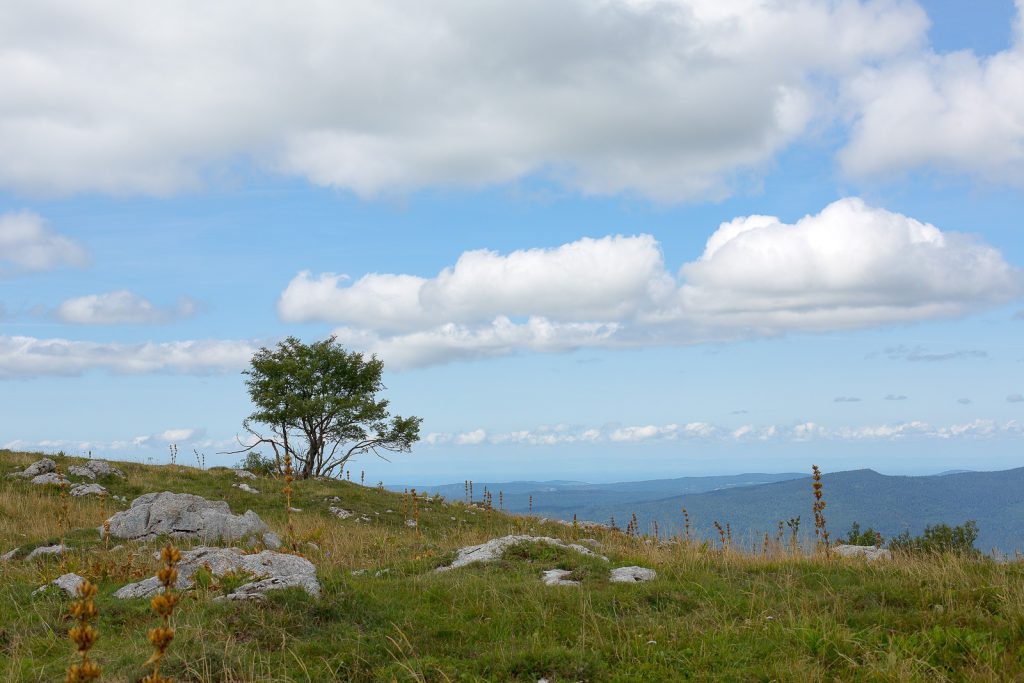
[833,544,892,561]
[101,491,279,548]
[609,566,657,583]
[1,548,19,562]
[33,573,85,597]
[232,482,259,494]
[13,458,56,478]
[233,469,258,479]
[68,465,97,480]
[329,507,353,519]
[542,569,579,586]
[405,519,417,528]
[436,535,608,572]
[31,472,69,486]
[85,460,125,479]
[70,483,107,497]
[289,507,301,513]
[26,544,66,560]
[114,546,320,600]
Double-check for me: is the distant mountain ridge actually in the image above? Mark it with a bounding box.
[400,467,1024,553]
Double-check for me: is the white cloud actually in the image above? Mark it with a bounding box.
[454,429,487,446]
[284,198,1020,368]
[0,211,87,274]
[54,290,197,325]
[0,1,926,199]
[154,428,201,442]
[841,1,1024,183]
[0,335,257,379]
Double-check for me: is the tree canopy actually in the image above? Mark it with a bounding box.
[232,336,421,479]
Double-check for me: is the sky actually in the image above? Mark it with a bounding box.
[1,0,1023,485]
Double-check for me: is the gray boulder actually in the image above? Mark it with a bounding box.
[33,573,85,597]
[1,548,19,562]
[114,546,319,600]
[232,482,259,494]
[68,465,97,480]
[609,566,657,583]
[26,544,66,560]
[31,472,69,486]
[234,469,258,480]
[329,507,353,519]
[833,544,892,561]
[70,483,108,497]
[85,460,124,479]
[436,535,608,572]
[101,491,279,548]
[11,458,56,478]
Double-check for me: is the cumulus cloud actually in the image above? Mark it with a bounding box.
[0,336,257,379]
[282,198,1020,368]
[454,429,487,446]
[0,1,927,199]
[0,211,87,274]
[54,290,197,325]
[841,0,1024,184]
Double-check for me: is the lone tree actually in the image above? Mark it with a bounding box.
[229,336,421,479]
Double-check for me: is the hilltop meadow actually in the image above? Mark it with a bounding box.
[1,449,1022,682]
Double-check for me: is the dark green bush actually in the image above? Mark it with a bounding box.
[889,520,979,555]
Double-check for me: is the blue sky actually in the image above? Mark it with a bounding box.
[1,0,1023,485]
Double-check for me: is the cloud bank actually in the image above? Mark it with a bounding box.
[280,198,1021,368]
[0,0,928,200]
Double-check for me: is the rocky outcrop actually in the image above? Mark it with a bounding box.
[1,548,19,562]
[70,483,108,497]
[33,573,85,597]
[329,507,353,519]
[101,491,280,548]
[10,458,56,478]
[833,544,892,561]
[609,566,657,583]
[233,483,259,494]
[68,465,96,479]
[31,472,69,486]
[234,469,258,480]
[85,460,125,479]
[26,544,66,560]
[114,546,320,601]
[436,535,608,572]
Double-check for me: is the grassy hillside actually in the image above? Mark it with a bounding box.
[1,449,1023,682]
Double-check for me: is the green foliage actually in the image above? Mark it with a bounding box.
[843,521,883,546]
[889,520,980,555]
[235,450,278,477]
[241,336,422,479]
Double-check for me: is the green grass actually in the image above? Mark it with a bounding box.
[1,448,1022,681]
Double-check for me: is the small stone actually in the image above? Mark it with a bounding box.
[232,482,259,494]
[832,544,892,561]
[26,544,66,561]
[70,483,108,497]
[609,566,657,583]
[68,465,96,480]
[405,519,417,527]
[33,573,85,597]
[329,507,353,519]
[350,569,367,576]
[31,472,69,486]
[542,569,579,586]
[233,469,258,479]
[289,507,301,513]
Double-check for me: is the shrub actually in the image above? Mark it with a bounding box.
[843,521,883,546]
[889,520,979,555]
[235,451,278,477]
